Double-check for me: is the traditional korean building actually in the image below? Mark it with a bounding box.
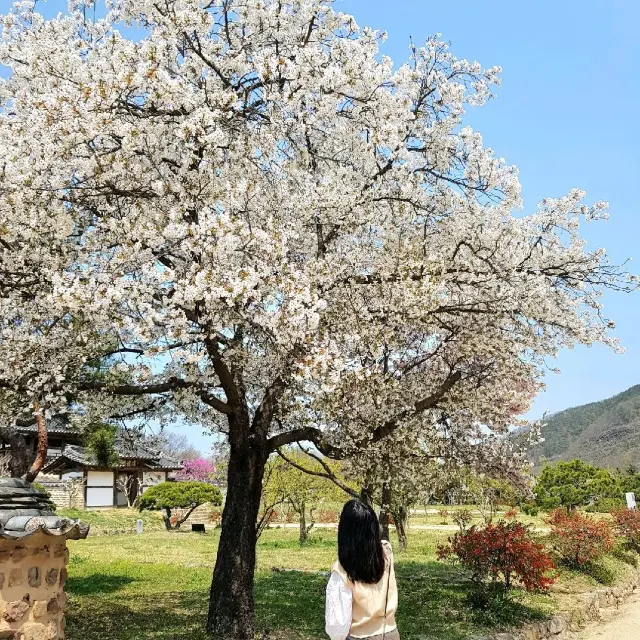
[1,420,181,509]
[41,442,181,509]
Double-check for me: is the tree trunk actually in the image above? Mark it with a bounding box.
[299,503,307,545]
[360,483,373,506]
[379,480,391,541]
[206,438,266,639]
[163,508,172,531]
[393,504,408,551]
[1,431,29,478]
[25,403,48,483]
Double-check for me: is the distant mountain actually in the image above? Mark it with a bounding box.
[527,385,640,470]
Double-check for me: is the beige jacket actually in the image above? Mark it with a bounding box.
[330,540,398,638]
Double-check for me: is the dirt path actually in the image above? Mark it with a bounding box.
[275,523,551,532]
[580,592,640,640]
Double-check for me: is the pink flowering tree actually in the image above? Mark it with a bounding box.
[175,458,216,484]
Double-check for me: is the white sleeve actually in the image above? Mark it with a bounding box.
[325,570,352,640]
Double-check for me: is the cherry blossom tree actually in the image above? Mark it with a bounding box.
[0,1,634,637]
[175,457,216,482]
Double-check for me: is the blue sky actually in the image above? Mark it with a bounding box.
[3,1,639,452]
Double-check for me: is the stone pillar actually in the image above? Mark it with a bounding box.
[0,532,69,639]
[0,479,88,640]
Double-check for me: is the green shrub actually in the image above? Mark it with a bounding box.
[139,481,222,530]
[585,498,625,513]
[520,502,539,517]
[86,424,120,467]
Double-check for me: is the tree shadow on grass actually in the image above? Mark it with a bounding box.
[255,570,327,638]
[67,574,135,596]
[67,590,210,640]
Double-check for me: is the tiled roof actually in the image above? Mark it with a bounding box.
[42,443,182,473]
[13,415,77,436]
[0,478,89,540]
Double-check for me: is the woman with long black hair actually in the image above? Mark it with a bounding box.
[325,499,400,640]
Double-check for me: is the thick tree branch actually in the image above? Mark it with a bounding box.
[267,371,462,456]
[79,377,232,414]
[25,400,48,483]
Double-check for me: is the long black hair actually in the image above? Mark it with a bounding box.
[338,499,385,584]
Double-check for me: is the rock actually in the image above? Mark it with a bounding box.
[8,569,23,587]
[0,573,4,589]
[2,600,30,623]
[0,630,16,640]
[520,627,541,640]
[52,544,65,559]
[58,568,67,587]
[28,567,41,588]
[46,598,59,615]
[548,616,566,635]
[494,634,517,640]
[57,593,67,612]
[11,545,27,562]
[46,620,58,640]
[44,568,58,587]
[31,601,49,620]
[20,623,48,640]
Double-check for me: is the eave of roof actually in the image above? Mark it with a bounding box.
[42,445,182,474]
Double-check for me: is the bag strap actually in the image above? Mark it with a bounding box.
[381,545,392,640]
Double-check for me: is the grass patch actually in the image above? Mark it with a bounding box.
[59,508,167,536]
[66,527,560,640]
[62,509,637,639]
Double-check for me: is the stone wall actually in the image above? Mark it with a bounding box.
[0,531,69,640]
[41,482,84,509]
[38,483,85,511]
[490,565,640,640]
[173,502,218,529]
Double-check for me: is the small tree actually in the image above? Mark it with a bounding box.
[466,474,518,524]
[155,431,200,463]
[264,450,351,544]
[256,459,289,540]
[61,476,86,509]
[86,424,120,468]
[545,509,615,567]
[139,481,223,531]
[438,521,557,596]
[451,509,473,533]
[115,474,142,508]
[535,460,617,511]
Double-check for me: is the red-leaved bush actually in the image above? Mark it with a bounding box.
[437,521,557,592]
[545,509,615,567]
[316,509,339,524]
[611,508,640,551]
[208,509,222,528]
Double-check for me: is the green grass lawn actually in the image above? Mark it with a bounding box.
[61,509,638,640]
